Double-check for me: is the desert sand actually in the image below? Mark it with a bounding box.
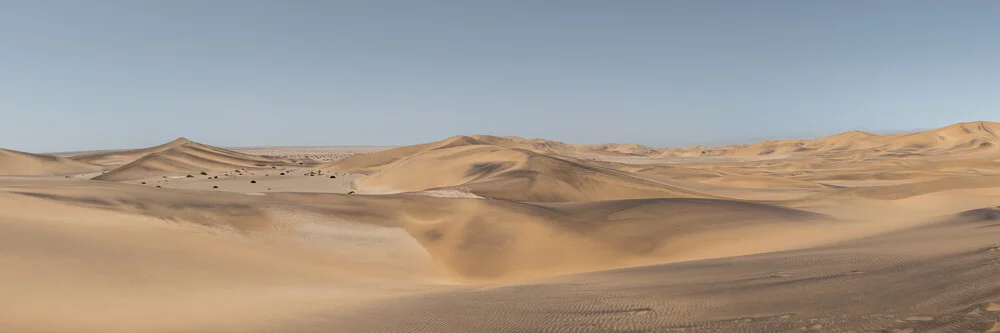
[2,121,1000,332]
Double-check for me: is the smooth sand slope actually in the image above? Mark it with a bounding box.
[0,148,103,176]
[2,120,1000,332]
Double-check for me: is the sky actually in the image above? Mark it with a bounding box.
[1,1,999,152]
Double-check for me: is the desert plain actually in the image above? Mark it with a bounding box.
[2,121,1000,333]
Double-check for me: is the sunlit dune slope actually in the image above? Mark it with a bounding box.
[92,140,290,181]
[0,148,103,176]
[70,137,194,167]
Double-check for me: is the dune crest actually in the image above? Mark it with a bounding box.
[324,136,711,201]
[70,137,193,167]
[92,140,291,181]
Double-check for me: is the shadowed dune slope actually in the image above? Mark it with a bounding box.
[324,137,714,201]
[0,148,103,176]
[92,141,290,181]
[939,206,1000,228]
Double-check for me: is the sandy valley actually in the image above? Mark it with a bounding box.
[3,121,1000,332]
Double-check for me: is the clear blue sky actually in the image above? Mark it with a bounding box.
[2,1,998,152]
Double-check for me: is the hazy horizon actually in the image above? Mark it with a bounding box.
[37,125,951,155]
[2,1,999,152]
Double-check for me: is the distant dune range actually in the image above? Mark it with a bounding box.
[408,121,1000,159]
[2,121,1000,333]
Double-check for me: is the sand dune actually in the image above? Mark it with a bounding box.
[0,148,103,176]
[93,140,291,181]
[70,137,194,167]
[4,121,1000,332]
[0,179,828,281]
[4,174,998,332]
[324,136,712,201]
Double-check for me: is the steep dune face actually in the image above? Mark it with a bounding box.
[71,137,193,167]
[93,141,289,181]
[0,148,103,176]
[325,137,711,201]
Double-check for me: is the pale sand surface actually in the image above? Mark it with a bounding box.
[2,121,1000,332]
